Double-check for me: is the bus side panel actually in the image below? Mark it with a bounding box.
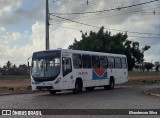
[81,69,95,87]
[107,68,116,80]
[92,68,109,86]
[53,80,64,90]
[115,68,128,84]
[114,68,121,83]
[62,72,75,90]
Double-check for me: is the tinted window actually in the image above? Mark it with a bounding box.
[92,56,100,68]
[62,57,72,76]
[100,56,108,68]
[108,57,114,68]
[73,54,82,69]
[32,51,61,78]
[121,58,127,69]
[115,57,122,68]
[82,55,91,68]
[33,51,61,60]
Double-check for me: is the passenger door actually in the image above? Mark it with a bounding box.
[62,57,74,89]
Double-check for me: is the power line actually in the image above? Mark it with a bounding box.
[50,0,159,15]
[51,0,88,6]
[129,36,160,39]
[52,0,59,2]
[50,0,160,24]
[50,23,160,39]
[51,14,160,36]
[53,10,160,23]
[50,21,160,39]
[51,4,160,24]
[50,23,85,31]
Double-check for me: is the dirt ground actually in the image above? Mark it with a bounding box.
[0,79,30,87]
[0,72,160,94]
[122,72,160,86]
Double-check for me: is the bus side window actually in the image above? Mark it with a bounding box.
[73,54,82,69]
[121,58,127,69]
[100,56,108,68]
[108,57,115,68]
[91,56,100,68]
[115,57,122,69]
[82,55,91,68]
[62,57,72,76]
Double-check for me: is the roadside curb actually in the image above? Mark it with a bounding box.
[0,91,36,96]
[144,89,160,97]
[115,86,133,88]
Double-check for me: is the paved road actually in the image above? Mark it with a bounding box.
[0,84,160,118]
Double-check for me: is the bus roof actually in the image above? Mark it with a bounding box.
[33,49,126,58]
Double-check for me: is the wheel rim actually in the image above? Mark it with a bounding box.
[111,80,114,88]
[76,83,79,91]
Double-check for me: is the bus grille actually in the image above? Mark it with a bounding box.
[36,86,53,90]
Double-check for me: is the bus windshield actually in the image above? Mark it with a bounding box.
[32,51,61,79]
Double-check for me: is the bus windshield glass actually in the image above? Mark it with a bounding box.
[32,51,61,78]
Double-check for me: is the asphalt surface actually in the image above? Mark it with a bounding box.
[0,84,160,118]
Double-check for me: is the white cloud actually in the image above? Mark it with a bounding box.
[0,0,22,16]
[50,26,81,49]
[0,27,22,44]
[0,20,82,66]
[0,27,6,32]
[0,0,160,67]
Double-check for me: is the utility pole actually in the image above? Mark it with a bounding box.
[46,0,50,50]
[87,0,89,5]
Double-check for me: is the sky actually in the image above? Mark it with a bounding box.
[0,0,160,66]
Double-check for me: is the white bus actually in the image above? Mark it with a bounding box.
[31,49,128,94]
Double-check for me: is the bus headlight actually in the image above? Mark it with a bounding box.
[55,77,61,84]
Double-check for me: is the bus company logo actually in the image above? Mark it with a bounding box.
[78,72,88,75]
[92,68,108,80]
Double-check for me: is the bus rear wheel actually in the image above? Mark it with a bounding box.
[49,90,56,95]
[104,78,115,90]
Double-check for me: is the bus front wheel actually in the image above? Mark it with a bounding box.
[49,90,56,95]
[73,81,82,94]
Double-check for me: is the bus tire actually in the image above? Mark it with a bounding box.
[104,77,115,90]
[73,79,82,94]
[49,90,56,95]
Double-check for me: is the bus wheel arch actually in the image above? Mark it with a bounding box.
[73,78,83,94]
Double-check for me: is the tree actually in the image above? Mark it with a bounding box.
[1,61,29,75]
[144,62,154,72]
[0,67,3,75]
[18,64,28,75]
[68,26,151,70]
[6,61,12,70]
